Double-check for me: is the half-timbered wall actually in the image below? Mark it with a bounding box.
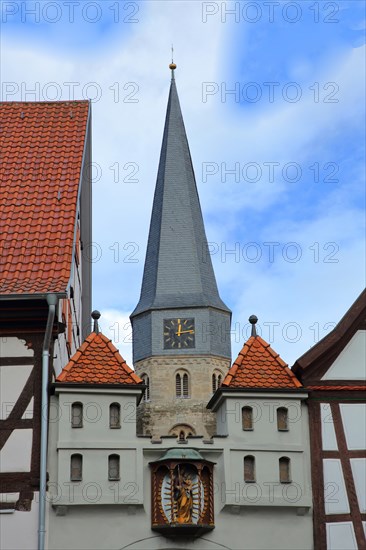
[306,329,366,549]
[309,397,366,549]
[0,291,89,549]
[0,335,42,549]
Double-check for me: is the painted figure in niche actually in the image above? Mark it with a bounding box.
[174,465,194,523]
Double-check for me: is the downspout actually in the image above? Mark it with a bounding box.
[38,293,58,550]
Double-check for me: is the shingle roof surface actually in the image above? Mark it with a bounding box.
[56,332,143,385]
[0,101,89,294]
[222,336,302,389]
[131,77,230,317]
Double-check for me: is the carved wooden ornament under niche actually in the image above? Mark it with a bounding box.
[149,449,215,537]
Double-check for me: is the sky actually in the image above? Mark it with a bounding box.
[1,0,365,368]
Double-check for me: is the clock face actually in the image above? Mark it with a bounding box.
[163,318,195,350]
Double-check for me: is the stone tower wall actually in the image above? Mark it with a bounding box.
[134,355,230,438]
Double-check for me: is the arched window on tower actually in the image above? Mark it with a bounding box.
[175,371,190,398]
[183,373,189,397]
[141,374,150,402]
[212,370,224,393]
[242,406,253,431]
[176,373,181,397]
[109,403,121,428]
[279,457,291,483]
[277,407,289,431]
[244,455,255,482]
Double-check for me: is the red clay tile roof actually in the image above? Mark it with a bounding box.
[0,101,89,295]
[56,332,143,385]
[222,336,302,389]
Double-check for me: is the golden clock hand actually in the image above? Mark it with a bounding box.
[176,330,194,335]
[177,322,182,336]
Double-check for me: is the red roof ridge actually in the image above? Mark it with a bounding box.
[56,331,142,386]
[0,100,89,105]
[222,336,302,390]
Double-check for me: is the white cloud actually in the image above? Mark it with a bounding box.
[1,2,364,372]
[99,309,133,368]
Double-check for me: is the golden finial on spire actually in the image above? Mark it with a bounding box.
[169,44,176,71]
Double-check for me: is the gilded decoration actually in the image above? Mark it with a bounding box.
[150,449,215,537]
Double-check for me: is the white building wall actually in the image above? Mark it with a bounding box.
[0,365,33,420]
[326,522,358,550]
[321,330,366,380]
[0,506,38,550]
[47,389,313,550]
[323,459,350,514]
[350,458,366,513]
[320,403,338,450]
[340,403,366,450]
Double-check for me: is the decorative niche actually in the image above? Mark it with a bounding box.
[149,448,215,537]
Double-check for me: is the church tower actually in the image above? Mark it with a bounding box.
[130,64,231,438]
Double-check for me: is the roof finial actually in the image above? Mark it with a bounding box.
[91,310,101,334]
[249,315,258,337]
[169,44,176,79]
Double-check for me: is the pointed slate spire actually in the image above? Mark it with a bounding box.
[132,68,230,317]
